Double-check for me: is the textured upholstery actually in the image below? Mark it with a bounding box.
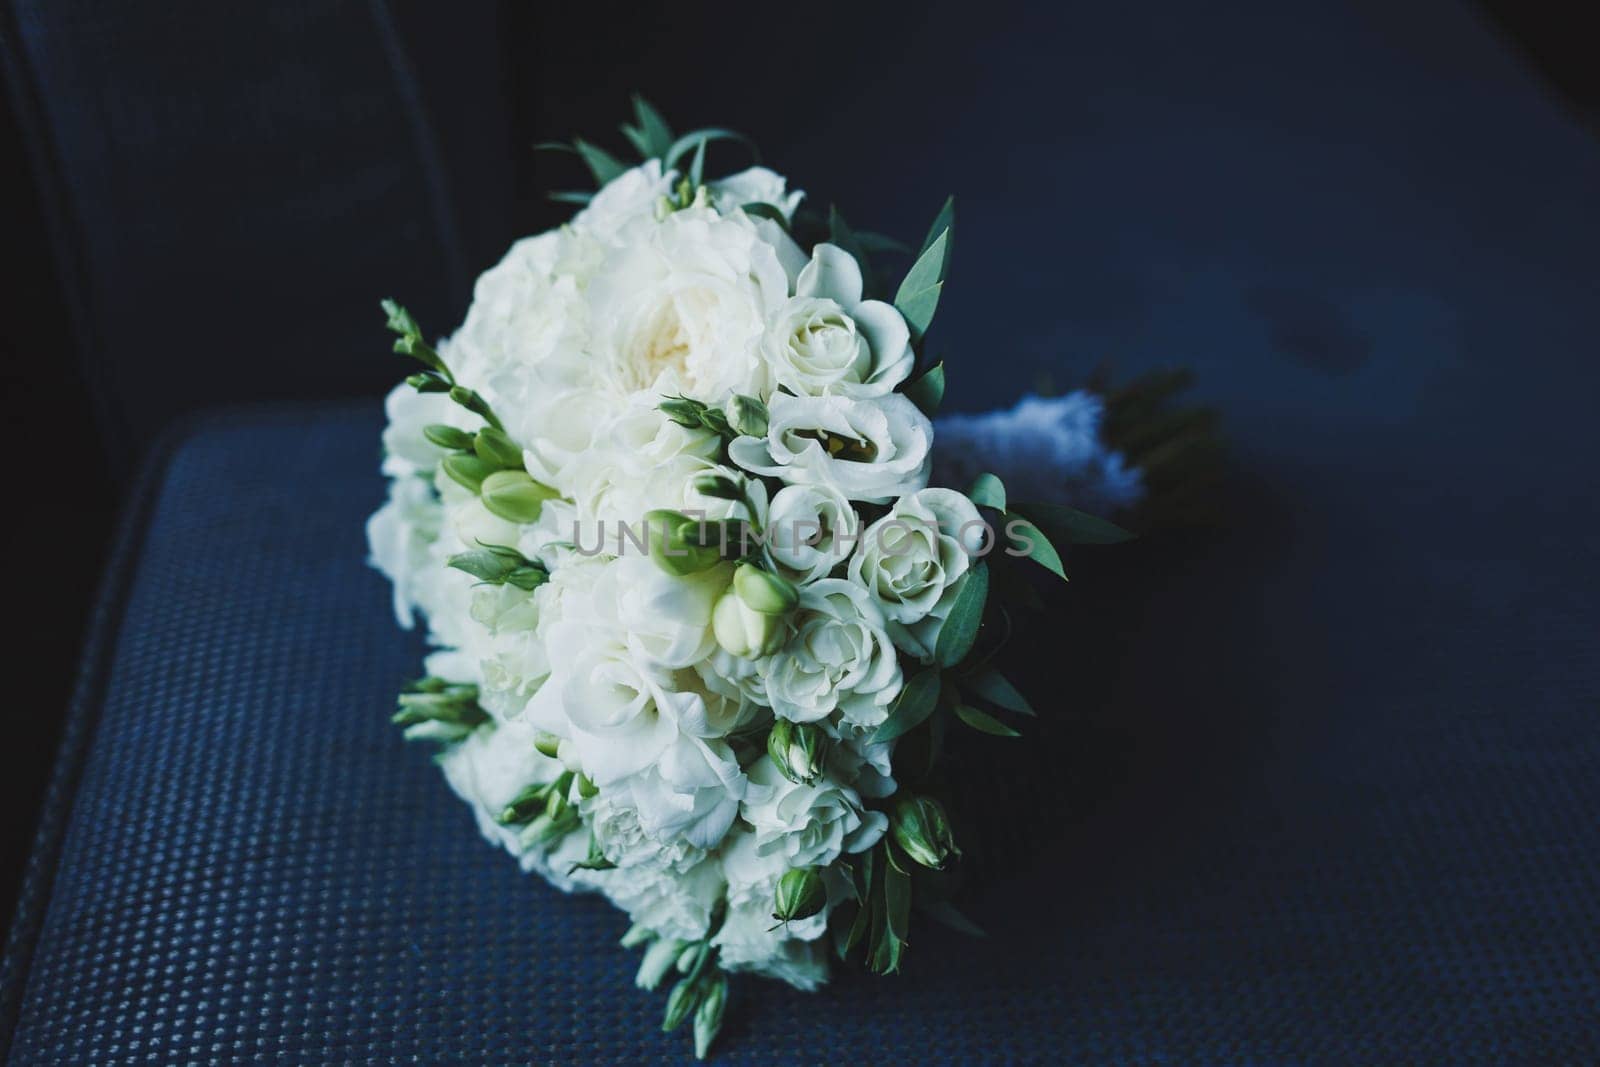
[4,395,1599,1063]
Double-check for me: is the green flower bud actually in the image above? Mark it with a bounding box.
[575,772,598,799]
[662,976,700,1032]
[726,393,769,437]
[480,470,558,523]
[619,922,653,949]
[691,472,743,501]
[448,385,501,429]
[644,509,722,576]
[693,974,728,1059]
[733,563,798,615]
[505,565,548,591]
[767,719,832,786]
[772,866,827,922]
[636,938,685,990]
[676,941,706,974]
[423,423,474,451]
[473,426,524,470]
[441,453,494,493]
[406,371,451,393]
[659,398,702,427]
[713,592,784,659]
[891,794,961,870]
[533,731,563,758]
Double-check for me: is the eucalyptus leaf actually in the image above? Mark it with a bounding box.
[665,128,755,171]
[1012,501,1136,545]
[968,472,1006,511]
[895,200,954,344]
[962,667,1035,716]
[954,703,1020,737]
[855,230,910,254]
[686,135,708,190]
[547,190,594,205]
[902,362,945,416]
[574,138,628,186]
[870,669,941,743]
[918,195,955,258]
[1004,516,1066,581]
[882,848,911,944]
[933,562,988,668]
[631,94,674,158]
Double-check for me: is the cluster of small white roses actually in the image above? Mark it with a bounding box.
[368,159,997,991]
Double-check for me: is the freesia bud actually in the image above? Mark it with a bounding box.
[733,563,798,615]
[772,866,827,922]
[662,977,699,1032]
[423,423,474,451]
[726,394,769,437]
[713,592,784,658]
[533,731,562,758]
[891,794,961,870]
[636,937,686,990]
[480,470,559,523]
[692,472,743,501]
[645,509,722,576]
[441,453,494,493]
[767,719,831,786]
[693,974,728,1059]
[659,398,702,427]
[473,426,524,470]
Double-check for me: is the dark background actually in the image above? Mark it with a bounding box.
[1,0,1595,939]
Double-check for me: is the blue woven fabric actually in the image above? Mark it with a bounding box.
[4,398,1600,1064]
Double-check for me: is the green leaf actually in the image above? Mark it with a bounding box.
[902,362,945,416]
[878,848,911,974]
[933,563,988,668]
[918,195,955,258]
[741,202,790,230]
[917,899,986,937]
[547,190,594,205]
[895,200,954,344]
[870,669,942,743]
[686,135,708,190]
[1004,516,1066,581]
[1012,501,1136,545]
[854,230,910,255]
[827,206,870,266]
[968,472,1006,512]
[631,94,674,159]
[962,667,1035,716]
[573,138,628,186]
[954,703,1020,737]
[665,128,755,171]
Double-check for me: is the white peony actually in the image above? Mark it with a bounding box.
[849,488,985,661]
[765,578,902,727]
[762,244,914,398]
[586,206,802,403]
[728,393,933,503]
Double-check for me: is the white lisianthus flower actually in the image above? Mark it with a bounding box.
[738,756,886,870]
[586,207,803,403]
[709,166,804,220]
[849,487,986,661]
[729,393,933,503]
[765,578,902,727]
[764,482,857,585]
[762,244,914,398]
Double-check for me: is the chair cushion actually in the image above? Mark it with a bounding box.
[4,397,1600,1063]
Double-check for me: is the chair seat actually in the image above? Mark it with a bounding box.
[4,401,1600,1064]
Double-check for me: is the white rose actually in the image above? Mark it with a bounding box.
[764,482,857,585]
[849,488,985,660]
[737,756,887,870]
[765,578,902,727]
[709,166,804,220]
[728,393,932,504]
[762,244,913,398]
[586,207,803,403]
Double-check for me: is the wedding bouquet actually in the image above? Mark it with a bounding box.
[367,99,1165,1058]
